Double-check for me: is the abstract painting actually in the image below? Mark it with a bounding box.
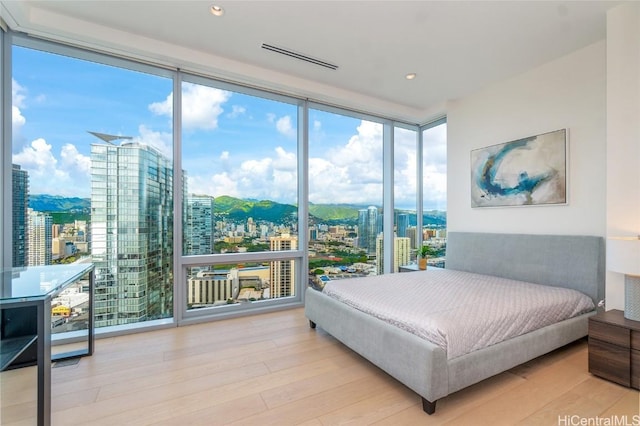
[470,129,567,207]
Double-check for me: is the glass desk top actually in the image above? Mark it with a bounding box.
[0,264,94,301]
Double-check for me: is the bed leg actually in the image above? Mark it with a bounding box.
[309,320,317,329]
[422,397,436,415]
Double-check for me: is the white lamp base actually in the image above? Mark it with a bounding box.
[624,275,640,321]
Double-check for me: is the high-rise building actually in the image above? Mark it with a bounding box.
[247,217,256,235]
[187,269,238,306]
[357,208,367,249]
[376,235,411,275]
[27,208,52,266]
[269,234,297,298]
[74,220,89,244]
[357,206,379,256]
[91,140,174,327]
[12,164,29,267]
[406,226,418,250]
[308,226,318,242]
[184,195,214,255]
[396,213,408,238]
[52,224,62,238]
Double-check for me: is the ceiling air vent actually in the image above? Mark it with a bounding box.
[261,43,338,70]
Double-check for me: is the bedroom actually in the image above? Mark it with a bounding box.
[1,1,639,424]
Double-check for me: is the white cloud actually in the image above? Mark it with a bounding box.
[324,121,384,181]
[12,79,27,133]
[305,120,447,209]
[12,79,26,108]
[240,157,272,177]
[132,125,172,159]
[227,105,246,118]
[273,146,296,171]
[307,121,384,205]
[187,146,298,202]
[60,143,91,175]
[13,138,58,171]
[423,164,447,210]
[423,123,447,170]
[421,124,448,210]
[149,82,231,131]
[276,115,296,138]
[149,92,172,116]
[12,138,92,196]
[11,124,176,198]
[393,128,418,208]
[209,172,239,197]
[12,105,26,132]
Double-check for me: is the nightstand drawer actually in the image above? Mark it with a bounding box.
[632,330,640,350]
[632,350,640,390]
[589,320,630,348]
[588,338,630,387]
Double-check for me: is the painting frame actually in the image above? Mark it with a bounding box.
[470,129,568,208]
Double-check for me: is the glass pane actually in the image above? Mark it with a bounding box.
[394,127,418,268]
[308,110,383,280]
[422,122,447,267]
[181,81,298,256]
[186,258,297,309]
[12,45,174,327]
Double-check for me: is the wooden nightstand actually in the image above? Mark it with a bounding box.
[588,309,640,389]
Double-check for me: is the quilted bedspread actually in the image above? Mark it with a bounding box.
[321,268,594,359]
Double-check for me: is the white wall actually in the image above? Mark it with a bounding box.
[446,40,606,238]
[606,2,640,311]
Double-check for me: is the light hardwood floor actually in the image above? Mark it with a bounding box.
[2,307,639,425]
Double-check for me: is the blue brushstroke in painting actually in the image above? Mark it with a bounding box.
[477,137,555,201]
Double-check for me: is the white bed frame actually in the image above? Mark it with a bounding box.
[304,232,605,414]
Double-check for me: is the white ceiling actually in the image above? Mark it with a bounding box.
[0,0,620,124]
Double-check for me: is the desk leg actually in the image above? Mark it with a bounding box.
[38,299,51,426]
[88,270,94,356]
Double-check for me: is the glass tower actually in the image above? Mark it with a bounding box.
[184,195,215,255]
[396,213,408,238]
[91,141,174,327]
[12,164,29,267]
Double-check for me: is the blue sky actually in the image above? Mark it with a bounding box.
[11,45,446,211]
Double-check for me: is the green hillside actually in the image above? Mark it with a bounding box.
[213,195,297,223]
[308,203,359,221]
[27,194,446,227]
[213,196,363,223]
[29,194,91,225]
[30,194,90,212]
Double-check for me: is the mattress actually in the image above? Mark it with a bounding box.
[321,268,594,359]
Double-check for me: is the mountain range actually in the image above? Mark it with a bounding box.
[29,194,446,226]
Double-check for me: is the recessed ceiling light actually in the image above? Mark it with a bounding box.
[405,73,417,80]
[210,5,224,16]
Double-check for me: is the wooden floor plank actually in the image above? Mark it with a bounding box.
[2,307,639,425]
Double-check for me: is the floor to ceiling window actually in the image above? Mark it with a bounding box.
[10,37,175,329]
[307,106,384,287]
[3,30,446,330]
[180,76,302,314]
[394,126,419,267]
[422,119,448,266]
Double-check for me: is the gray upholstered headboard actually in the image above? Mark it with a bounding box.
[445,232,605,305]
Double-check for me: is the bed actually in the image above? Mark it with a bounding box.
[304,232,605,414]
